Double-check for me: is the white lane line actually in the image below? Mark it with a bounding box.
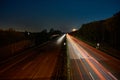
[0,54,31,73]
[108,72,118,80]
[89,72,95,80]
[22,61,33,70]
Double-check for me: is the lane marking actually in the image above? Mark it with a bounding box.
[108,72,118,80]
[0,55,30,73]
[89,72,95,80]
[22,61,33,70]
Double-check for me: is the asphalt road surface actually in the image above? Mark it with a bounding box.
[67,34,120,80]
[0,35,66,80]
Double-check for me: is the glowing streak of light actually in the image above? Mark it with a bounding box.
[71,52,84,80]
[67,35,105,79]
[57,34,66,44]
[67,34,118,80]
[70,35,118,80]
[67,34,106,79]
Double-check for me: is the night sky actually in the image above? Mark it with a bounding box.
[0,0,120,32]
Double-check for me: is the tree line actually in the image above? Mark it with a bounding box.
[0,28,62,47]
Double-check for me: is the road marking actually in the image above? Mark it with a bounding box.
[22,61,32,70]
[107,72,118,80]
[89,72,95,80]
[0,54,31,73]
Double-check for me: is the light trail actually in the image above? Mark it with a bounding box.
[67,41,91,80]
[67,34,118,80]
[57,34,66,44]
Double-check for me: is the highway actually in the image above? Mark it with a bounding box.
[0,34,66,80]
[67,34,120,80]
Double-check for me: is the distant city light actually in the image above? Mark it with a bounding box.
[72,28,77,32]
[28,32,30,35]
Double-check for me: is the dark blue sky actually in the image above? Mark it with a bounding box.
[0,0,120,32]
